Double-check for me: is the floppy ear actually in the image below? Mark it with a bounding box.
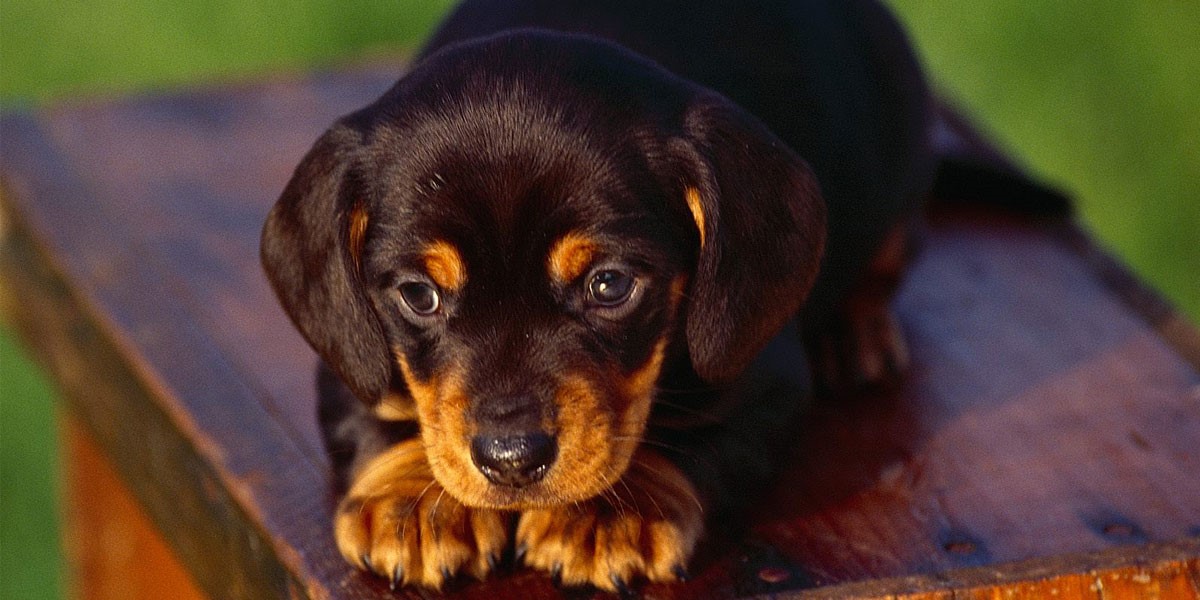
[673,95,827,384]
[261,123,392,405]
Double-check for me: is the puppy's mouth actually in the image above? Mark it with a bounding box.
[423,376,652,511]
[401,341,667,510]
[449,423,630,510]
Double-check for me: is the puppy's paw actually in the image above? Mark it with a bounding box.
[811,220,914,394]
[516,451,703,593]
[334,441,509,589]
[811,300,909,393]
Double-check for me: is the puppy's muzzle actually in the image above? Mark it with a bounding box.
[470,395,557,488]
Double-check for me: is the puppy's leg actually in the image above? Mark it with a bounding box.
[807,218,920,393]
[516,344,809,592]
[317,364,508,589]
[333,441,510,589]
[516,450,703,592]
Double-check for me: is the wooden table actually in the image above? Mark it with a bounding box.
[2,62,1198,599]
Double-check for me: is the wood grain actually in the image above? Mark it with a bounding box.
[1,64,1197,599]
[61,415,207,600]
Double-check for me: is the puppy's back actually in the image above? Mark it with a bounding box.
[422,0,935,322]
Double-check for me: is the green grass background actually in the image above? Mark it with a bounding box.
[1,1,1195,598]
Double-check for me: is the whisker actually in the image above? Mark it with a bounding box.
[429,487,448,524]
[609,435,721,474]
[652,387,715,397]
[350,445,427,488]
[400,479,439,540]
[609,436,689,457]
[598,471,632,519]
[632,473,667,522]
[649,400,727,426]
[617,478,642,519]
[631,458,706,516]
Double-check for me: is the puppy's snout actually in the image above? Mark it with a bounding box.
[470,433,557,487]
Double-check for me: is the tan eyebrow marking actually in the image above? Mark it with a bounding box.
[422,240,467,291]
[684,186,706,249]
[348,201,369,272]
[547,232,599,283]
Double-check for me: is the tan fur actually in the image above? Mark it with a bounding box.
[347,201,370,272]
[547,337,668,505]
[373,391,417,421]
[509,340,681,591]
[547,374,618,501]
[623,338,667,405]
[394,335,670,512]
[384,332,676,590]
[684,187,706,249]
[333,439,509,588]
[547,232,598,283]
[516,448,703,590]
[422,240,467,291]
[395,352,483,507]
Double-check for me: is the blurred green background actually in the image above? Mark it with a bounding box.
[1,1,1196,598]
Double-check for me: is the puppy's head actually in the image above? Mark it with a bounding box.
[262,31,825,509]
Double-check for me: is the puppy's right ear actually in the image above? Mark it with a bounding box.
[670,96,826,385]
[261,124,391,405]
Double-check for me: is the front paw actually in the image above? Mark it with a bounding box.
[516,451,704,592]
[810,301,908,393]
[810,219,914,394]
[334,441,508,589]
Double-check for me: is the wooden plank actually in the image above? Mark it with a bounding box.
[2,64,1198,599]
[779,539,1200,599]
[0,67,556,600]
[61,415,207,600]
[748,214,1200,585]
[0,118,326,599]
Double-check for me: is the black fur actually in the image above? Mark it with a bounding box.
[261,0,934,588]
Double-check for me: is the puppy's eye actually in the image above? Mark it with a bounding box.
[588,269,636,307]
[398,282,441,315]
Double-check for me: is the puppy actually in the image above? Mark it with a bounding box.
[261,0,933,592]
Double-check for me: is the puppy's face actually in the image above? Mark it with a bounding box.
[262,32,826,511]
[355,115,696,508]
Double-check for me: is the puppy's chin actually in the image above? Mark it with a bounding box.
[422,373,662,509]
[422,376,667,508]
[428,442,640,511]
[411,339,668,510]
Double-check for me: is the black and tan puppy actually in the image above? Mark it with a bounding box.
[261,0,933,592]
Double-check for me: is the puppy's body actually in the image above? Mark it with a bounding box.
[263,0,933,591]
[425,0,934,322]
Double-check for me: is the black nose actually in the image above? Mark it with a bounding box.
[470,433,557,488]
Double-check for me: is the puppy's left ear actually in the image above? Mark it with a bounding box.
[261,123,394,406]
[672,95,827,384]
